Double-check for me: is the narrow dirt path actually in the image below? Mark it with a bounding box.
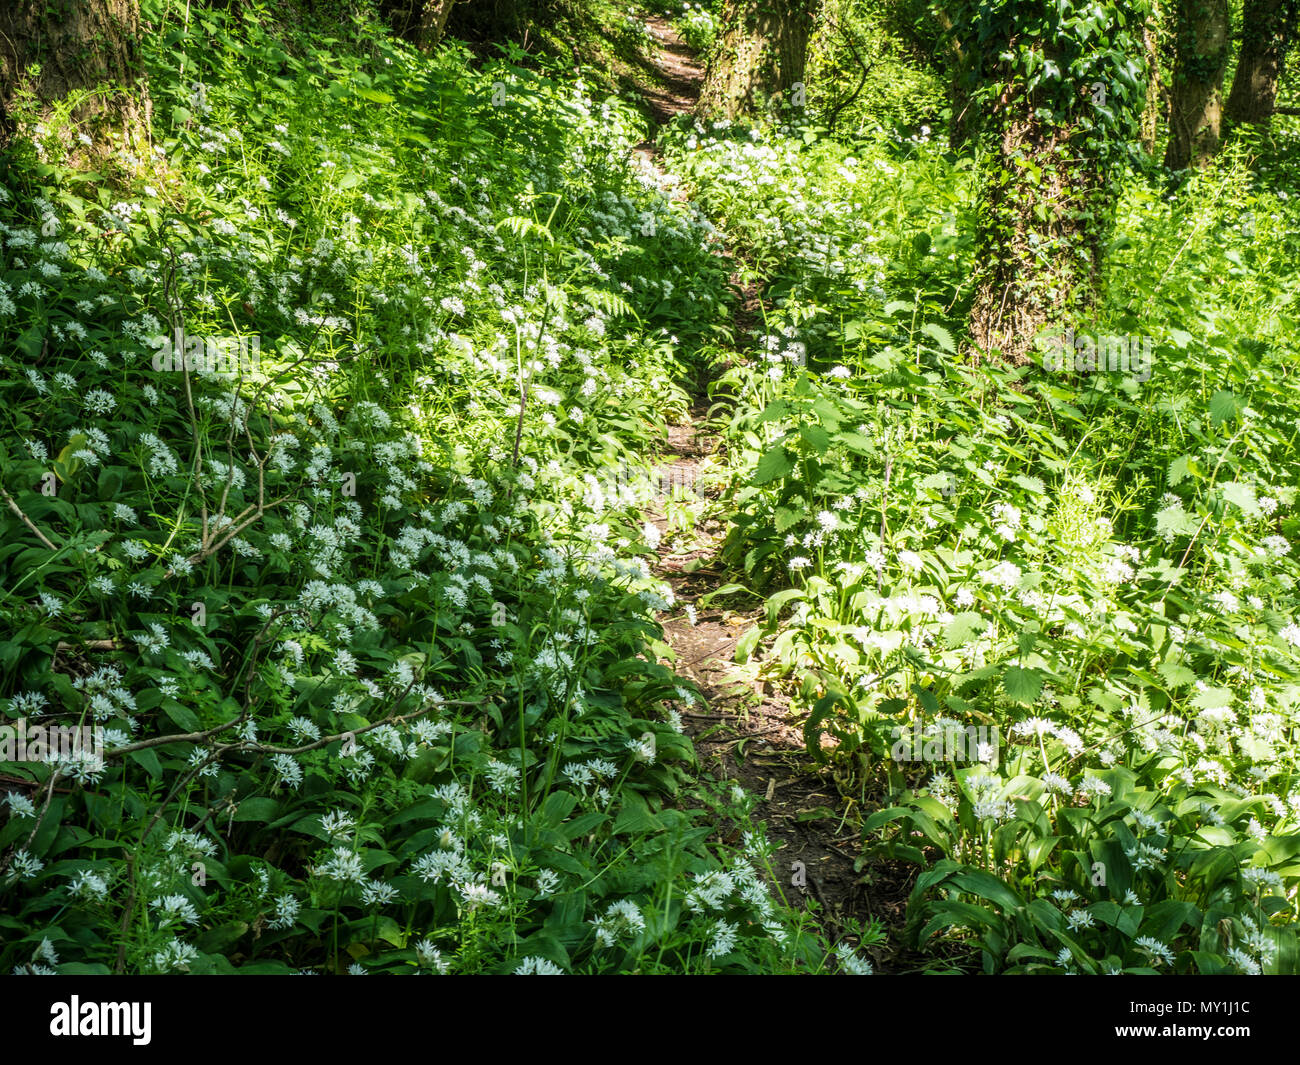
[628,11,918,972]
[638,15,707,125]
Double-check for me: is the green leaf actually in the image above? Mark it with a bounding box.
[734,625,761,664]
[1220,481,1260,517]
[921,322,955,353]
[1002,666,1044,704]
[232,798,281,823]
[944,611,985,647]
[1209,390,1240,426]
[799,424,830,454]
[1168,454,1194,486]
[753,445,794,484]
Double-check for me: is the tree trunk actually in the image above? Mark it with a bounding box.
[934,4,977,151]
[958,1,1149,364]
[1140,8,1165,153]
[968,100,1102,364]
[1225,0,1294,124]
[1164,0,1231,169]
[0,0,151,154]
[696,0,820,119]
[417,0,458,50]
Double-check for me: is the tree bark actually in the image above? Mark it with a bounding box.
[1225,0,1294,124]
[696,0,820,119]
[1140,7,1165,153]
[0,0,151,154]
[1164,0,1231,169]
[933,4,978,151]
[968,99,1101,364]
[416,0,458,50]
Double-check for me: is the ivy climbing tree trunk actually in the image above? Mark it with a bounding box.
[696,0,821,119]
[1164,0,1231,169]
[947,0,1151,364]
[967,94,1102,364]
[1225,0,1296,124]
[0,0,151,154]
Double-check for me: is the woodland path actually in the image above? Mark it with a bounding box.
[629,12,921,971]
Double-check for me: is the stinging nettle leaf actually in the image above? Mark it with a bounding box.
[1002,666,1044,704]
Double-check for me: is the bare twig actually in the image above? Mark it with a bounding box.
[0,480,59,550]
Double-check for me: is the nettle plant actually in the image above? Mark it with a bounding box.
[722,344,1300,971]
[675,80,1300,971]
[0,1,860,975]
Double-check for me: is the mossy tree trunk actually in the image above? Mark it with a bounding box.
[416,0,459,50]
[0,0,151,154]
[696,0,821,119]
[1164,0,1231,169]
[968,94,1104,364]
[954,0,1151,365]
[1140,6,1166,152]
[1225,0,1295,124]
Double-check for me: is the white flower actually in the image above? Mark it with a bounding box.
[415,939,450,973]
[514,956,564,974]
[151,940,199,972]
[5,793,37,818]
[268,894,300,929]
[271,753,303,789]
[6,849,44,880]
[458,881,502,910]
[316,846,365,884]
[150,894,199,927]
[835,943,873,974]
[360,879,400,906]
[1078,775,1111,799]
[1129,936,1170,967]
[706,919,738,958]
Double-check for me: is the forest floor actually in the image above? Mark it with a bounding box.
[630,14,924,972]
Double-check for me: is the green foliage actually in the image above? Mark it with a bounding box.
[664,99,1300,974]
[0,0,830,975]
[805,0,946,137]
